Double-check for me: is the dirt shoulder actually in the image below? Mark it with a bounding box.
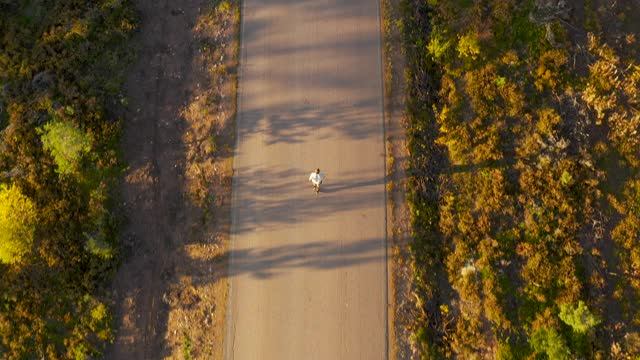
[106,0,239,359]
[381,0,414,358]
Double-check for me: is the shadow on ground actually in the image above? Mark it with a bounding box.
[107,0,386,357]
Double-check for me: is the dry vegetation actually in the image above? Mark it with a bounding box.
[400,0,640,358]
[0,0,239,358]
[164,1,239,358]
[108,0,239,358]
[381,0,415,358]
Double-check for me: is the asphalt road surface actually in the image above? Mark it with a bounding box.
[225,0,387,358]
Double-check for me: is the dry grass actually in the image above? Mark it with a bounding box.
[162,1,240,358]
[381,0,415,358]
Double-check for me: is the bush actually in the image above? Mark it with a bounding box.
[559,301,600,334]
[530,328,571,360]
[427,25,453,61]
[89,302,112,341]
[0,184,37,264]
[39,119,93,176]
[216,0,232,14]
[457,32,480,60]
[0,0,137,356]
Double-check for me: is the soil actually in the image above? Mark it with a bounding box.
[381,0,415,358]
[105,0,238,359]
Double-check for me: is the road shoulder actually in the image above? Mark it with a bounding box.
[381,0,414,358]
[107,1,240,358]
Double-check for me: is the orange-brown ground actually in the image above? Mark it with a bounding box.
[381,0,414,358]
[106,1,238,358]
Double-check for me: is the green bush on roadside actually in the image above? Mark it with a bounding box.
[0,0,138,357]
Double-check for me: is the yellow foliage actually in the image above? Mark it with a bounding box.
[536,107,562,136]
[457,32,481,60]
[0,184,37,264]
[534,49,568,92]
[65,20,89,40]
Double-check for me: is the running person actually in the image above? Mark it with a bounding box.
[308,168,326,194]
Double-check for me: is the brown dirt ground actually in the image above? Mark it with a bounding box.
[381,0,415,359]
[105,0,239,359]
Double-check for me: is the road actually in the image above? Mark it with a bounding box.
[225,0,387,358]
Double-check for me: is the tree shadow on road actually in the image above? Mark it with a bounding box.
[231,166,385,234]
[225,237,384,279]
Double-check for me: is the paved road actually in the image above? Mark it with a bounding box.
[225,0,387,358]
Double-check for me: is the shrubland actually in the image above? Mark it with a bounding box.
[0,1,137,358]
[400,0,640,358]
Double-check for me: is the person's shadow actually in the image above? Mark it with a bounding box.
[318,178,384,193]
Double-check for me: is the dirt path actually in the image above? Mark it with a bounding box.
[106,1,238,358]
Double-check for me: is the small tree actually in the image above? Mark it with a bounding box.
[530,327,571,360]
[0,184,37,264]
[39,119,92,176]
[559,301,600,333]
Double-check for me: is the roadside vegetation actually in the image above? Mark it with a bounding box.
[161,0,239,357]
[0,1,137,358]
[400,0,640,358]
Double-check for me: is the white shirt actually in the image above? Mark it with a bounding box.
[309,172,325,185]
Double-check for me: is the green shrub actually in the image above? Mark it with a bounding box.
[72,342,90,360]
[496,338,531,360]
[427,26,453,61]
[530,328,571,360]
[39,119,92,176]
[0,0,138,356]
[85,235,113,259]
[559,301,600,334]
[182,332,193,360]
